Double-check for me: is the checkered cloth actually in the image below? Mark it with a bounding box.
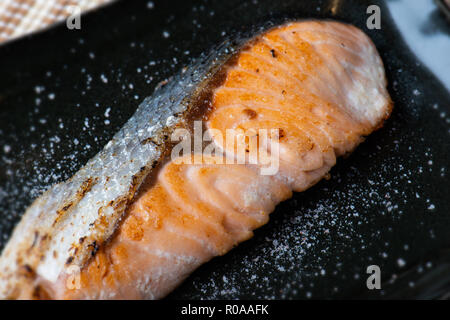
[0,0,114,44]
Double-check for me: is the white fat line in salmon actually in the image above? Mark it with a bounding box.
[171,120,280,175]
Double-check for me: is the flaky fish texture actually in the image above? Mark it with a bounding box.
[0,20,392,299]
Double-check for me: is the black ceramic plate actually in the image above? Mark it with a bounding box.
[0,0,449,299]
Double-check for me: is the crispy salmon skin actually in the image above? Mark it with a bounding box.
[0,20,392,299]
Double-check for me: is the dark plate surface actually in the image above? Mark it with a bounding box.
[0,0,449,299]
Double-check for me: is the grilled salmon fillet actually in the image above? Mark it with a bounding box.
[0,21,392,299]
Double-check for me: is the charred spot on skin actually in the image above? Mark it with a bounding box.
[113,197,129,210]
[88,241,100,257]
[242,108,257,119]
[20,264,35,278]
[279,128,286,139]
[282,90,287,95]
[53,178,96,226]
[32,285,51,300]
[270,49,277,58]
[255,68,260,73]
[23,264,33,273]
[130,175,140,194]
[61,203,73,212]
[79,236,86,244]
[66,256,74,265]
[29,231,39,250]
[53,202,73,226]
[78,178,96,198]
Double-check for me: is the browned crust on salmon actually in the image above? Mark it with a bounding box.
[0,20,393,300]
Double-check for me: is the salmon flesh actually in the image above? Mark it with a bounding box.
[0,20,392,299]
